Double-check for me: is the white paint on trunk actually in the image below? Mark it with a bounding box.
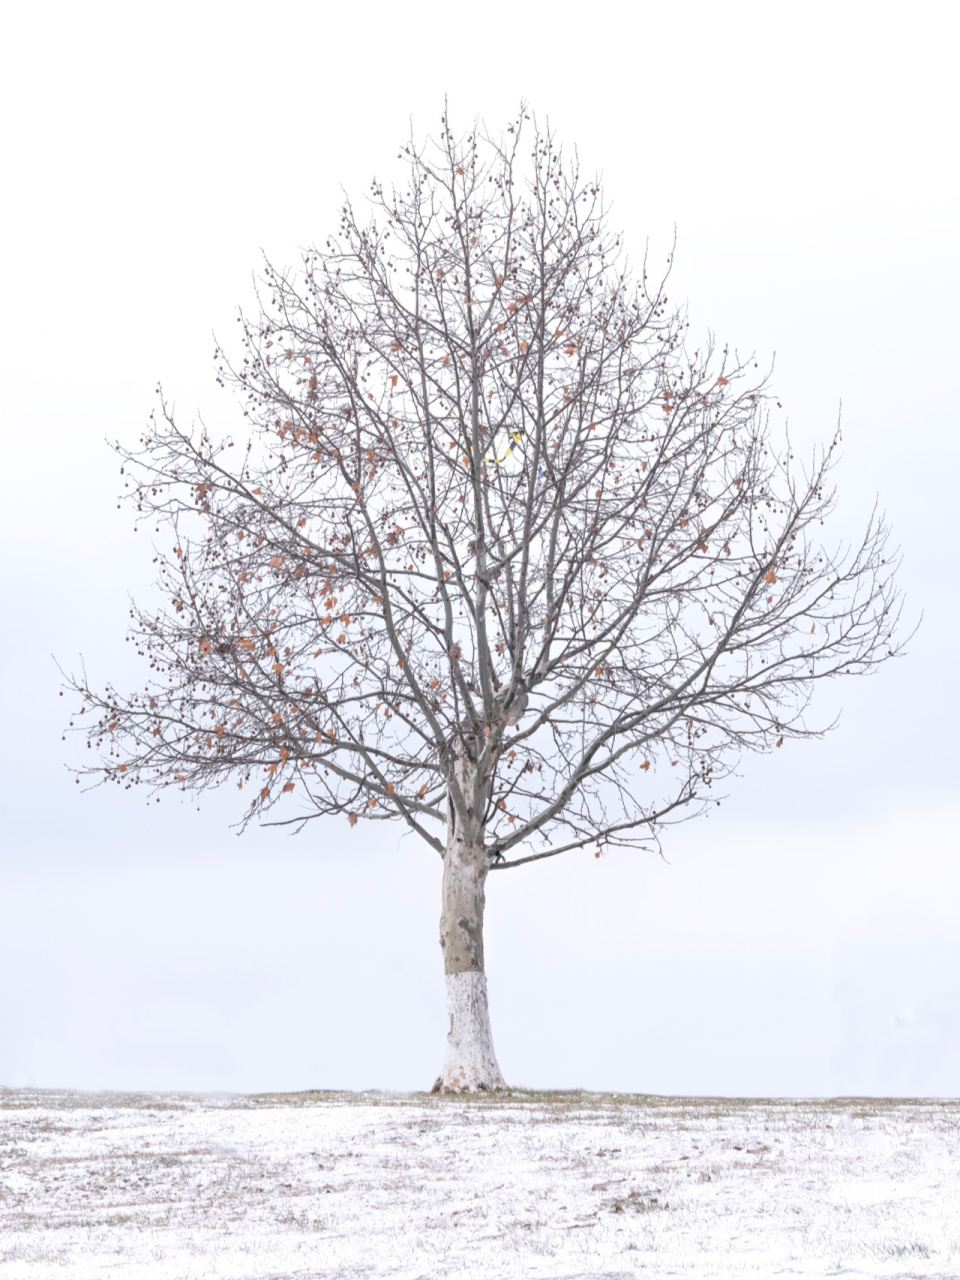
[439,970,505,1092]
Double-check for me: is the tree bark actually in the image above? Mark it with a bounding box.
[435,784,505,1091]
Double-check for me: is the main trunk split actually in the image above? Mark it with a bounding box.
[436,828,505,1092]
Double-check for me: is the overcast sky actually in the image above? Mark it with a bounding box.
[1,0,958,1096]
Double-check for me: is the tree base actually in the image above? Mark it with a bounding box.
[437,971,505,1092]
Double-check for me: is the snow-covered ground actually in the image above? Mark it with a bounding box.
[1,1089,957,1279]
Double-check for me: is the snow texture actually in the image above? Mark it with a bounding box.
[1,1088,958,1279]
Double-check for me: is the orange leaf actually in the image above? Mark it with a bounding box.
[641,761,651,772]
[456,166,465,175]
[387,783,395,794]
[283,782,295,793]
[418,784,428,798]
[176,773,186,781]
[716,376,729,387]
[390,375,398,387]
[764,571,777,584]
[348,812,358,827]
[776,736,784,748]
[261,787,270,799]
[252,488,262,495]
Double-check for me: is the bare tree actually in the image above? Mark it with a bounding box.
[67,111,902,1091]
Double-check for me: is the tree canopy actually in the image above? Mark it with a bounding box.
[69,111,902,870]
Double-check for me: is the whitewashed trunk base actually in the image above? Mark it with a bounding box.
[437,971,505,1092]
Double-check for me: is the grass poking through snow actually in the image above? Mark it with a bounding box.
[0,1088,958,1277]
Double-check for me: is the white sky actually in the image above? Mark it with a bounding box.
[1,0,958,1095]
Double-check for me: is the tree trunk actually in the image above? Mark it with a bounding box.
[435,820,505,1092]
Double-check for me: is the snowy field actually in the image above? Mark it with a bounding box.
[1,1089,958,1280]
